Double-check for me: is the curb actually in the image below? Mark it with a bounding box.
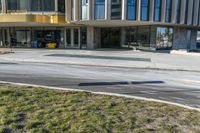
[0,81,199,112]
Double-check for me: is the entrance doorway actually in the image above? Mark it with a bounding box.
[101,28,121,48]
[34,30,61,48]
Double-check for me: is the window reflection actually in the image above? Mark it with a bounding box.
[156,27,173,50]
[6,0,64,13]
[137,26,150,47]
[197,31,200,49]
[127,0,136,20]
[141,0,149,21]
[82,0,89,20]
[111,0,122,20]
[95,0,105,19]
[165,0,172,22]
[154,0,161,22]
[175,0,181,23]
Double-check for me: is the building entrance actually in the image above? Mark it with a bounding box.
[101,28,121,48]
[34,30,61,48]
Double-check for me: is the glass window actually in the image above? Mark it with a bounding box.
[141,0,149,21]
[175,0,181,23]
[185,0,189,24]
[197,31,200,49]
[154,0,162,21]
[198,1,200,25]
[43,0,55,11]
[80,27,87,49]
[0,0,2,13]
[111,0,122,20]
[58,0,65,13]
[74,29,79,47]
[30,0,42,11]
[66,29,71,47]
[165,0,172,22]
[137,26,150,47]
[124,27,137,47]
[156,27,173,50]
[127,0,136,20]
[82,0,89,20]
[95,0,105,19]
[7,0,18,11]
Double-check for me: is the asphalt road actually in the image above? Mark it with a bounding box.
[0,62,200,108]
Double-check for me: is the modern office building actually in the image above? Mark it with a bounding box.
[0,0,200,51]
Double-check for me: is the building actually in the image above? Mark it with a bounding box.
[0,0,200,51]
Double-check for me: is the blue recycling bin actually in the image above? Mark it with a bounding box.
[32,41,38,48]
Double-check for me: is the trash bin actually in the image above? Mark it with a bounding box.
[32,41,38,48]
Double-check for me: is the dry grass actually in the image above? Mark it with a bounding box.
[0,84,200,133]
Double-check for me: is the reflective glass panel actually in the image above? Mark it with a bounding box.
[127,0,136,20]
[111,0,122,20]
[165,0,172,22]
[141,0,149,21]
[175,0,181,23]
[154,0,161,21]
[156,27,173,49]
[95,0,105,19]
[82,0,89,20]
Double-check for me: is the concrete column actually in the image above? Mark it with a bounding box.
[149,0,155,21]
[122,0,127,20]
[120,28,126,47]
[65,0,72,22]
[187,0,194,25]
[180,0,186,24]
[74,0,80,21]
[78,28,81,48]
[161,0,166,22]
[192,0,199,26]
[2,0,6,13]
[55,0,58,12]
[136,0,141,21]
[88,0,94,20]
[106,0,111,20]
[171,0,176,23]
[87,26,96,49]
[71,29,74,47]
[64,28,67,48]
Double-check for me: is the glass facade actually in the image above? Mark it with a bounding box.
[58,0,65,13]
[141,0,149,21]
[0,1,1,13]
[154,0,162,22]
[6,0,65,13]
[94,0,105,19]
[82,0,89,20]
[175,0,181,23]
[185,0,189,24]
[122,26,174,50]
[156,27,173,50]
[165,0,172,22]
[127,0,136,20]
[66,29,71,47]
[111,0,122,20]
[137,26,150,47]
[197,31,200,49]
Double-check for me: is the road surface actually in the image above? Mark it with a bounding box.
[0,62,199,108]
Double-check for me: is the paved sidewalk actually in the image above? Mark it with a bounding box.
[0,48,200,72]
